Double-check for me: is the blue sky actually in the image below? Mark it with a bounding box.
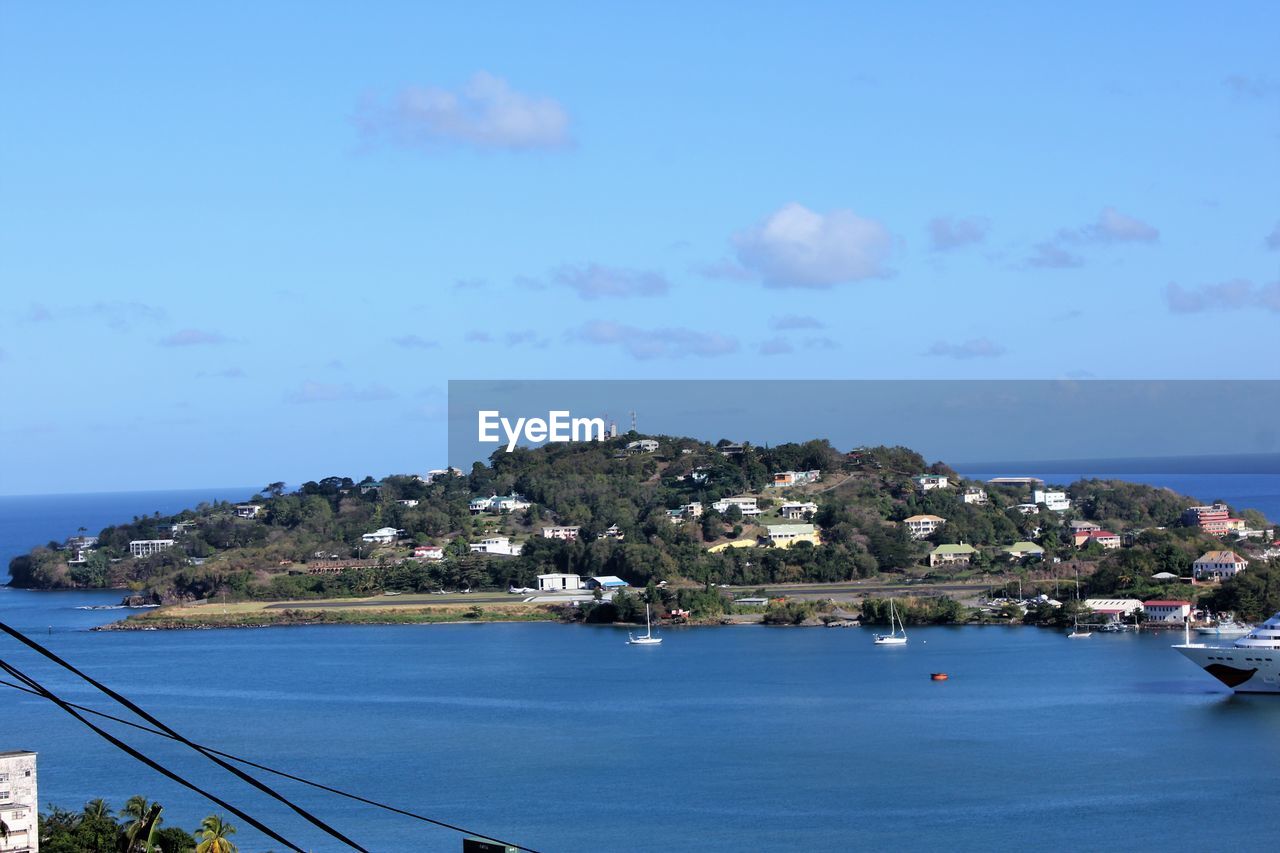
[2,3,1278,494]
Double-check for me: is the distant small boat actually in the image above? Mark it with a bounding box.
[1068,568,1091,639]
[627,603,662,645]
[930,673,948,681]
[874,599,908,645]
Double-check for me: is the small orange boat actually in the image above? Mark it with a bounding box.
[930,673,949,681]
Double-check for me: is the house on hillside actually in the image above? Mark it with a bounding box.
[962,488,988,505]
[1073,529,1121,550]
[902,514,945,539]
[766,524,819,548]
[361,527,400,545]
[711,496,761,517]
[541,526,581,541]
[771,470,821,488]
[929,543,976,567]
[913,474,949,493]
[412,545,444,561]
[626,439,659,453]
[1193,550,1249,580]
[779,501,818,520]
[1003,541,1046,560]
[234,504,263,519]
[1032,489,1071,512]
[470,536,523,557]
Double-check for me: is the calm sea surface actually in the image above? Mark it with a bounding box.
[2,472,1279,851]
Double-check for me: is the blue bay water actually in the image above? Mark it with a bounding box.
[3,473,1280,851]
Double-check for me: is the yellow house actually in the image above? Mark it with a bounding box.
[766,524,820,549]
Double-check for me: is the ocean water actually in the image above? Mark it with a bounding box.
[3,473,1280,851]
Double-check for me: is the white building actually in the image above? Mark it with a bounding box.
[626,439,659,453]
[541,526,581,541]
[1143,600,1192,624]
[469,494,532,514]
[537,573,583,591]
[234,504,263,518]
[1084,598,1144,622]
[766,524,819,548]
[1193,550,1249,581]
[397,499,420,508]
[779,501,818,520]
[1068,520,1101,533]
[412,545,444,560]
[913,474,949,492]
[962,488,988,505]
[711,496,761,517]
[598,524,625,541]
[129,539,175,558]
[1032,489,1071,512]
[0,750,37,853]
[1014,503,1040,515]
[470,536,523,557]
[361,527,400,545]
[902,514,945,539]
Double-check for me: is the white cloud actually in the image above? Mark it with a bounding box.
[758,337,794,356]
[465,330,493,343]
[357,72,571,151]
[732,203,892,288]
[1027,242,1084,269]
[1165,279,1280,314]
[1086,206,1159,243]
[553,264,669,299]
[929,216,989,251]
[574,321,738,360]
[160,328,228,347]
[1224,74,1280,99]
[287,382,398,404]
[926,338,1006,359]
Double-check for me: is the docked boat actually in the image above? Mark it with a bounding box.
[1195,620,1252,637]
[1067,568,1091,639]
[1175,611,1280,693]
[873,599,908,645]
[627,603,662,645]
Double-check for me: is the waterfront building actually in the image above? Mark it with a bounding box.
[1143,600,1192,623]
[1193,550,1249,581]
[929,543,976,567]
[0,750,37,853]
[586,576,628,590]
[902,514,945,539]
[536,573,582,591]
[1084,598,1143,622]
[766,524,820,548]
[128,539,175,558]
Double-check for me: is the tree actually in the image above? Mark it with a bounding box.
[194,815,238,853]
[121,796,164,853]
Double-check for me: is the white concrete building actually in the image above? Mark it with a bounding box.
[1143,600,1192,624]
[361,527,400,545]
[770,469,820,488]
[962,488,988,505]
[469,536,523,556]
[129,539,175,558]
[412,545,444,560]
[541,526,581,541]
[1193,550,1249,581]
[711,496,761,517]
[779,501,818,520]
[396,499,420,508]
[537,573,583,591]
[1084,598,1144,622]
[234,504,263,518]
[902,514,945,539]
[626,439,659,453]
[1032,489,1071,512]
[0,750,37,853]
[913,474,949,492]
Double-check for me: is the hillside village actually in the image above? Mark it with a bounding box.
[10,434,1280,621]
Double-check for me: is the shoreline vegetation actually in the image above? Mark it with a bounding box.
[10,434,1280,629]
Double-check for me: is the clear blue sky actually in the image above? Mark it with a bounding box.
[2,3,1277,494]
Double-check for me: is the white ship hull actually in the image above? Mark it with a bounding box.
[1175,643,1280,693]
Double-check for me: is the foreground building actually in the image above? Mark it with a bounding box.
[766,524,820,548]
[0,750,37,853]
[902,514,945,539]
[929,543,976,567]
[1193,550,1249,581]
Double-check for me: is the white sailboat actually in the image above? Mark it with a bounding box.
[1067,568,1091,639]
[873,599,908,645]
[627,603,662,645]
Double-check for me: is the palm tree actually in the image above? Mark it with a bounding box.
[121,795,164,852]
[195,815,238,853]
[82,797,113,821]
